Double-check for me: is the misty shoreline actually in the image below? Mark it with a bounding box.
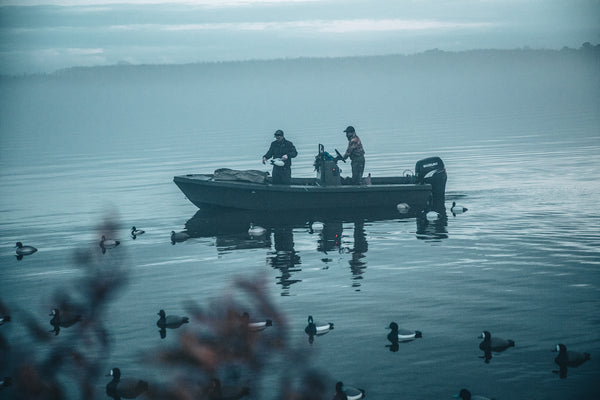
[1,44,598,80]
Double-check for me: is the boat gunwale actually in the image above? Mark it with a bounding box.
[173,174,431,193]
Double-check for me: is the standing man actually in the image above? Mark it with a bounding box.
[339,125,365,185]
[262,129,298,185]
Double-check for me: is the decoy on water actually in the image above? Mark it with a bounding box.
[0,315,10,326]
[333,381,365,400]
[49,308,82,335]
[15,242,37,259]
[387,321,422,343]
[478,331,514,363]
[454,388,495,400]
[248,223,267,237]
[478,331,514,352]
[308,221,324,233]
[100,235,120,254]
[106,368,148,400]
[553,343,590,378]
[425,210,439,221]
[156,309,189,329]
[170,230,189,244]
[130,226,145,239]
[396,203,410,214]
[157,309,189,339]
[450,201,468,216]
[305,315,334,343]
[241,312,272,332]
[49,308,82,327]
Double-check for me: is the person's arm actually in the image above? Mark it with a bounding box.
[286,142,298,159]
[343,139,355,160]
[262,143,275,163]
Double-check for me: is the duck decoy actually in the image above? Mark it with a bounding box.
[100,235,120,254]
[451,201,468,216]
[333,381,365,400]
[241,312,272,332]
[425,210,439,221]
[270,158,285,167]
[454,388,494,400]
[15,242,37,260]
[396,203,410,214]
[308,221,324,233]
[170,230,189,244]
[305,315,334,343]
[131,226,145,239]
[49,308,82,327]
[248,223,267,237]
[387,322,422,343]
[49,308,82,335]
[553,343,590,378]
[156,309,189,329]
[106,368,148,400]
[478,331,514,352]
[0,315,10,326]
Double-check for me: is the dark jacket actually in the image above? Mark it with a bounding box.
[263,138,298,168]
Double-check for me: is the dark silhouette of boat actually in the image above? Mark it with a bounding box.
[174,152,446,213]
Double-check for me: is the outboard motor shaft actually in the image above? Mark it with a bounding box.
[415,157,447,210]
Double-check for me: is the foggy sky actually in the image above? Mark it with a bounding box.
[0,0,598,74]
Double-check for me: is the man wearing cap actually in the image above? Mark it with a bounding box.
[262,129,298,185]
[338,125,365,185]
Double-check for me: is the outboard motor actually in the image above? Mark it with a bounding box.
[314,144,341,186]
[415,156,447,210]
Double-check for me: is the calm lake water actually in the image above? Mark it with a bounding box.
[1,50,599,399]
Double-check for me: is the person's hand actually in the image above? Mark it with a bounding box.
[262,157,267,164]
[281,155,288,161]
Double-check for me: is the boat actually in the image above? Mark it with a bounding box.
[174,147,447,213]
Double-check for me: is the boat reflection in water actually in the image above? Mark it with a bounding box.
[416,209,448,241]
[184,206,444,294]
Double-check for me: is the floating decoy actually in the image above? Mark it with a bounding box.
[156,309,189,329]
[451,201,468,216]
[49,308,81,335]
[248,223,266,237]
[396,203,410,214]
[454,388,494,400]
[305,315,334,343]
[387,321,422,343]
[554,343,590,375]
[100,235,120,254]
[131,226,145,239]
[241,312,272,332]
[425,210,439,221]
[15,242,37,259]
[333,381,365,400]
[0,315,10,326]
[248,319,272,332]
[478,331,514,352]
[308,221,324,233]
[106,368,148,400]
[170,230,189,244]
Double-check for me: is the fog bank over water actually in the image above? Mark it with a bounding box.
[1,47,599,167]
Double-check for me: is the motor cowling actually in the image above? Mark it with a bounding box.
[415,157,447,210]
